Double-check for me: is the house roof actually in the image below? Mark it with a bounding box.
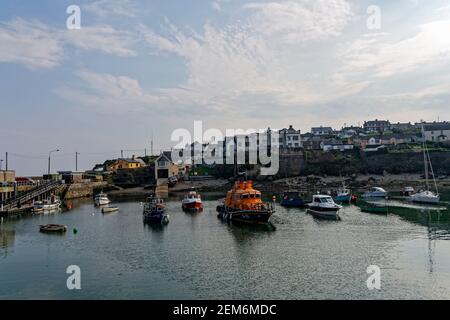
[311,126,333,131]
[117,158,146,165]
[424,123,450,131]
[280,125,300,134]
[156,153,172,162]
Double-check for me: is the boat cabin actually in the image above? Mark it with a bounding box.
[225,181,264,210]
[312,195,335,204]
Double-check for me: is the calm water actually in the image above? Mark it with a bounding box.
[1,192,450,300]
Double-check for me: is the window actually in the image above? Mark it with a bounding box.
[293,136,299,141]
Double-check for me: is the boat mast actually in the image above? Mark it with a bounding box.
[425,141,439,195]
[422,125,430,191]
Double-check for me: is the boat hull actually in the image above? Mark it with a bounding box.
[217,206,273,224]
[410,195,440,204]
[280,199,305,208]
[182,200,203,212]
[306,208,340,220]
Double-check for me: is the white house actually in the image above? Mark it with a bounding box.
[279,125,302,148]
[423,122,450,142]
[311,126,333,136]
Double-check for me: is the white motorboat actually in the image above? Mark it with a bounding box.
[362,187,388,199]
[306,195,342,220]
[94,192,110,206]
[33,195,61,212]
[409,130,440,204]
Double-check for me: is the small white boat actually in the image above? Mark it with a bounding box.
[410,190,440,204]
[33,196,61,212]
[102,206,119,214]
[306,195,342,220]
[362,187,387,199]
[94,192,110,206]
[409,129,440,205]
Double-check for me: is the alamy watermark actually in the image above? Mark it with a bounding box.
[66,265,81,290]
[366,265,381,290]
[66,5,81,30]
[171,121,280,176]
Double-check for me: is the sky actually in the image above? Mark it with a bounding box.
[1,0,450,176]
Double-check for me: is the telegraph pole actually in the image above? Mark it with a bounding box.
[5,152,8,171]
[75,152,79,171]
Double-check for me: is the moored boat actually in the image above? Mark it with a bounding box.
[280,191,306,208]
[334,187,356,204]
[102,206,119,214]
[217,180,274,225]
[143,196,169,224]
[39,224,67,233]
[33,195,62,212]
[306,195,342,220]
[182,190,203,212]
[94,192,110,206]
[409,130,440,205]
[362,187,388,199]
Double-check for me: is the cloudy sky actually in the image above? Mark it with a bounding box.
[1,0,450,175]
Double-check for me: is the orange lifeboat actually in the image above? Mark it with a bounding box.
[217,180,274,224]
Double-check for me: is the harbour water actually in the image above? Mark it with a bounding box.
[1,192,450,300]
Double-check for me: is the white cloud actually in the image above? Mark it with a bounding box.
[83,0,137,18]
[62,26,137,57]
[244,0,353,43]
[0,17,137,70]
[340,20,450,78]
[0,18,63,69]
[56,70,162,113]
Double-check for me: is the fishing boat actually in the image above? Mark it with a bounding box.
[216,180,274,225]
[33,195,61,212]
[280,191,306,208]
[182,190,203,212]
[409,130,440,204]
[94,192,110,206]
[362,187,388,199]
[306,195,342,220]
[39,224,67,233]
[102,206,119,214]
[143,196,169,224]
[334,186,356,204]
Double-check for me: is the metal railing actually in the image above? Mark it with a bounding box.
[0,180,64,211]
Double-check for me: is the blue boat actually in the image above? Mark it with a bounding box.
[334,186,356,204]
[280,192,306,208]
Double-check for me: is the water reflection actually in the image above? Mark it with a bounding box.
[0,225,15,258]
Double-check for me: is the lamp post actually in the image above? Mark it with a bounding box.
[48,149,60,177]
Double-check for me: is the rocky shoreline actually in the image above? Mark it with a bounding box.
[106,174,450,198]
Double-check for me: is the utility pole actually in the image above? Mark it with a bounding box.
[121,150,124,158]
[5,152,8,171]
[144,148,147,157]
[151,131,154,157]
[48,149,60,177]
[75,152,79,171]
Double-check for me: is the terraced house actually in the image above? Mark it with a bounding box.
[423,122,450,142]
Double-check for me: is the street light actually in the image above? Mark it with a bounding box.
[48,149,60,177]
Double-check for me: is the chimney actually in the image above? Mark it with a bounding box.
[132,154,136,160]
